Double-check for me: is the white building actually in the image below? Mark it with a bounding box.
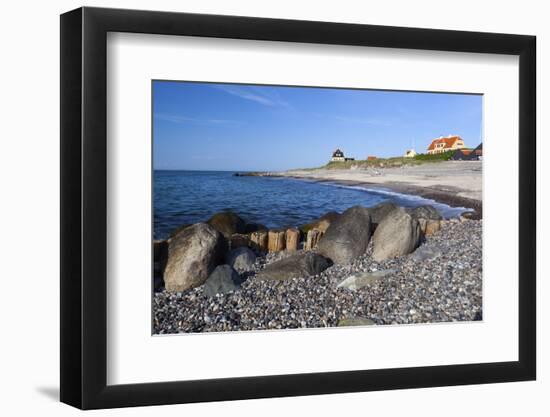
[404,149,417,158]
[426,135,465,155]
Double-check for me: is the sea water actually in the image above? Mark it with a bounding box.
[154,170,469,240]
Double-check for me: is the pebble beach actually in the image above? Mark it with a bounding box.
[153,217,482,334]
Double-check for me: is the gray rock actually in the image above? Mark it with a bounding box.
[409,205,442,221]
[203,265,242,296]
[207,211,246,238]
[226,246,256,272]
[337,269,396,291]
[164,223,227,292]
[411,245,444,261]
[369,202,398,225]
[317,206,372,264]
[257,252,331,281]
[153,219,484,333]
[337,317,375,327]
[372,207,421,261]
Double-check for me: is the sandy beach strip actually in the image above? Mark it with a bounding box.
[276,161,482,218]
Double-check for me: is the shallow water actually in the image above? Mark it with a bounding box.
[154,170,470,240]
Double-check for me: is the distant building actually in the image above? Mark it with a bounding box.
[427,135,466,155]
[331,149,355,162]
[450,143,482,161]
[450,149,473,160]
[331,149,345,161]
[403,149,417,158]
[367,156,377,161]
[469,143,483,160]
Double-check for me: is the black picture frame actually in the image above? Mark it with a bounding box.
[60,6,536,410]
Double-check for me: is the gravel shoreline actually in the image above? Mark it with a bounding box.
[153,218,482,334]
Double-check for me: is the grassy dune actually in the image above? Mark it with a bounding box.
[322,151,455,170]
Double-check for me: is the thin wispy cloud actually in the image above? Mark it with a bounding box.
[214,85,292,109]
[191,155,230,161]
[334,115,392,127]
[154,113,242,126]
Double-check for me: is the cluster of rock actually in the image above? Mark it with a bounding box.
[154,202,451,298]
[154,217,482,333]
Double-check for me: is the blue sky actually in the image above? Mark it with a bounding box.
[153,81,482,171]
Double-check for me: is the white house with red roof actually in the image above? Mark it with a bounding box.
[426,135,466,155]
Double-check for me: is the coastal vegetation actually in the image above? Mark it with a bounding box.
[235,151,462,177]
[323,151,454,170]
[233,151,456,176]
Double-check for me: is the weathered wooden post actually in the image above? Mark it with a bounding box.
[268,230,286,252]
[285,228,300,251]
[425,219,441,236]
[305,229,323,250]
[417,218,428,234]
[250,230,268,253]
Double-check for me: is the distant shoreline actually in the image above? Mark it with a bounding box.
[235,161,483,219]
[305,178,480,218]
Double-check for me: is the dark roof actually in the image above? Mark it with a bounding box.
[468,143,482,159]
[451,143,482,160]
[332,149,344,157]
[450,149,471,160]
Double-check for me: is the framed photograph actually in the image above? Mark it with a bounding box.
[60,6,536,409]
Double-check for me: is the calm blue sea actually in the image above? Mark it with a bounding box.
[154,170,469,240]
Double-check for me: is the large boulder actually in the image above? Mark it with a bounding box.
[164,223,226,292]
[226,246,256,272]
[207,211,246,238]
[409,205,442,221]
[317,206,372,264]
[257,252,331,281]
[372,207,421,261]
[368,202,398,225]
[203,265,242,296]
